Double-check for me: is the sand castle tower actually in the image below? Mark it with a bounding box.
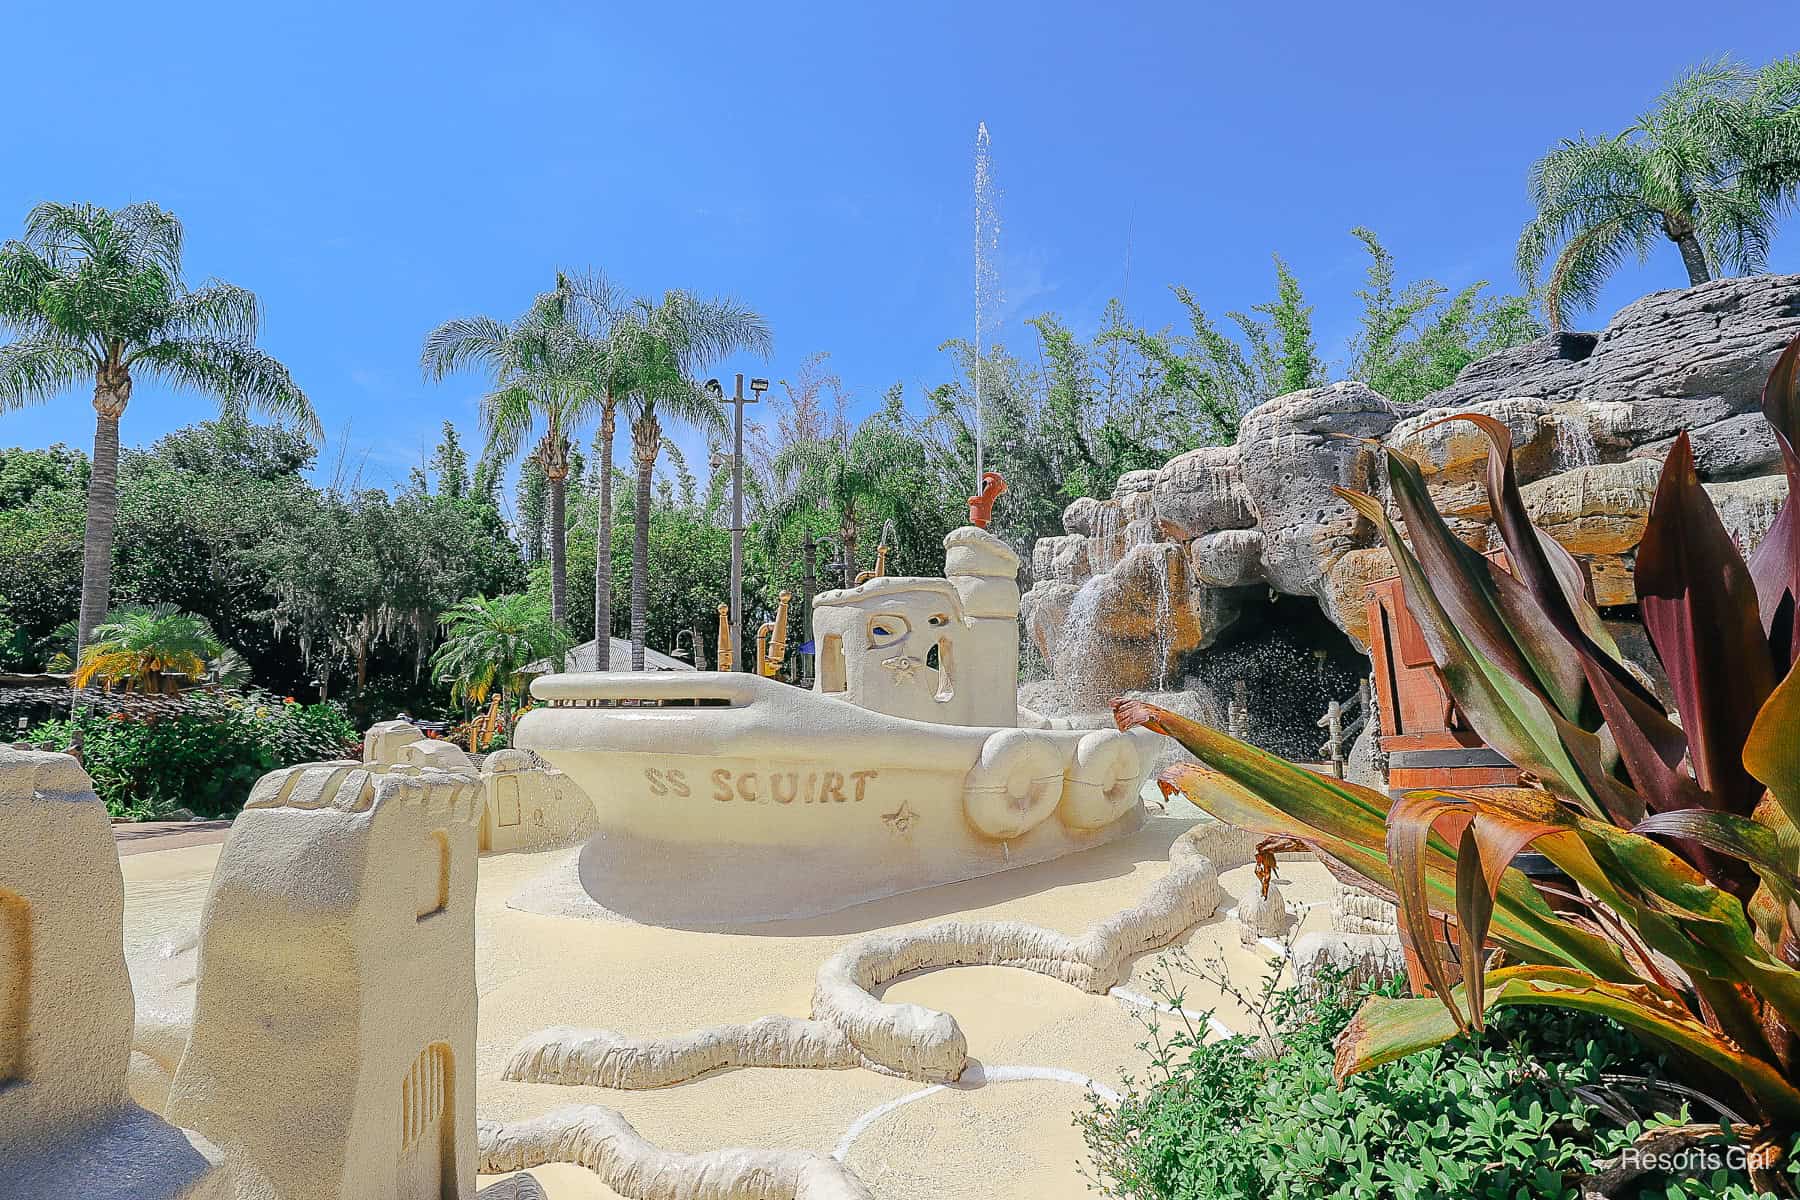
[166,762,482,1200]
[0,746,225,1198]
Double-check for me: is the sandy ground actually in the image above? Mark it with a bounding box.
[121,799,1336,1200]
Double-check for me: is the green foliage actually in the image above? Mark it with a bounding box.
[762,400,961,580]
[1124,338,1800,1133]
[1517,55,1800,327]
[0,442,87,506]
[1081,966,1795,1200]
[24,692,357,820]
[1348,228,1544,404]
[0,447,84,667]
[556,469,733,655]
[1259,255,1324,397]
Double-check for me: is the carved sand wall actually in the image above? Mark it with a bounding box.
[0,747,227,1198]
[166,762,483,1200]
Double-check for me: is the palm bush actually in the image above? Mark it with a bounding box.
[74,603,230,694]
[1117,334,1800,1183]
[429,592,570,710]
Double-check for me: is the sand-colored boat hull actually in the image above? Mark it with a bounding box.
[515,672,1157,926]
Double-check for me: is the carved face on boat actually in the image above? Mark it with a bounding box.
[812,577,965,724]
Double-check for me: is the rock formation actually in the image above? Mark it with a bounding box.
[1025,274,1800,715]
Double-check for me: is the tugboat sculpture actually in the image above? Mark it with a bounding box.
[516,485,1159,926]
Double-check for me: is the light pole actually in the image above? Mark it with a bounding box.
[722,373,767,672]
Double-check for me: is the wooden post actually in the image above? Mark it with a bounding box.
[1327,700,1344,779]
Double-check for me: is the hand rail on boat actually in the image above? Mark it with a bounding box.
[529,670,768,707]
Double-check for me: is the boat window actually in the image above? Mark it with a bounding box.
[820,634,847,693]
[931,638,955,702]
[927,612,950,627]
[866,614,910,647]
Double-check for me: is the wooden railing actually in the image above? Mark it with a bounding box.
[1318,678,1371,779]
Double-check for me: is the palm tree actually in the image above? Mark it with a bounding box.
[611,292,771,669]
[73,603,226,695]
[0,202,316,654]
[421,274,609,630]
[559,274,631,670]
[765,413,938,580]
[430,592,570,710]
[1518,57,1800,328]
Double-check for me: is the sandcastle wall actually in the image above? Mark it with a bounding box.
[166,763,482,1200]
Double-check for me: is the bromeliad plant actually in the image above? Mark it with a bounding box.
[1116,333,1800,1181]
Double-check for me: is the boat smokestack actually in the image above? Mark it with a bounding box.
[943,526,1021,727]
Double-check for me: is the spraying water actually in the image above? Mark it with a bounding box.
[973,121,1001,491]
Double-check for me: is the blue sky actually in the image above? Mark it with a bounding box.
[3,1,1796,502]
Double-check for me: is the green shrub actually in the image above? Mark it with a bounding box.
[25,690,358,820]
[1079,964,1799,1200]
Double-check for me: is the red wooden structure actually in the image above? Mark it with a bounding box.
[1364,569,1521,796]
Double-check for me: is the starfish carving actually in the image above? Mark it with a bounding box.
[882,800,919,835]
[880,654,920,681]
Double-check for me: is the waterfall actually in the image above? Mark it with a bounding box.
[1552,412,1598,469]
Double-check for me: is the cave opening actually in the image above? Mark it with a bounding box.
[1176,592,1367,763]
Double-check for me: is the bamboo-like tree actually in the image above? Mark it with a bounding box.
[0,202,316,653]
[421,274,609,630]
[610,292,770,670]
[1518,56,1800,328]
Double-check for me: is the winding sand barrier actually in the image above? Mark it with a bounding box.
[478,1106,872,1200]
[503,1017,859,1088]
[505,826,1221,1087]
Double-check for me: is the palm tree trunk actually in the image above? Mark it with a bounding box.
[549,474,567,628]
[1662,211,1712,286]
[540,434,571,632]
[630,410,660,671]
[77,374,129,657]
[594,403,616,670]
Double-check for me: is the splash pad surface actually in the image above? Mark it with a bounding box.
[120,808,1339,1200]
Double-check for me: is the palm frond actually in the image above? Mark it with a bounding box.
[420,315,514,381]
[168,281,261,342]
[132,337,321,441]
[0,337,90,410]
[478,384,542,468]
[0,242,57,328]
